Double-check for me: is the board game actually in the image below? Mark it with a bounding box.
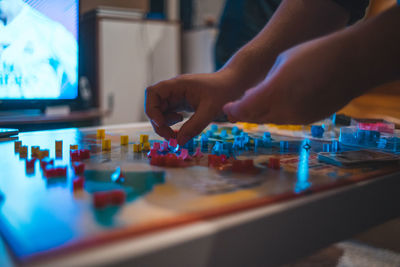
[1,121,400,264]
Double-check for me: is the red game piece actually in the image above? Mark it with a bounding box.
[44,166,67,178]
[268,157,280,169]
[165,153,181,167]
[110,190,126,205]
[40,158,54,169]
[150,155,165,166]
[70,150,80,161]
[72,176,85,191]
[232,159,255,173]
[93,192,109,209]
[25,158,36,169]
[79,149,91,160]
[208,154,228,168]
[72,162,85,175]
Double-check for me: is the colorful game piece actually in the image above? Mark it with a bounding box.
[44,166,67,178]
[142,142,151,151]
[212,142,223,155]
[150,155,166,166]
[231,126,241,136]
[200,134,208,151]
[210,124,218,132]
[263,132,271,143]
[79,149,91,160]
[14,141,22,153]
[19,146,28,158]
[133,143,142,153]
[168,138,178,148]
[311,125,324,138]
[31,146,40,158]
[72,162,85,175]
[178,149,192,161]
[55,140,62,152]
[111,167,125,183]
[232,159,255,173]
[120,135,129,146]
[110,190,126,205]
[25,158,36,170]
[331,140,340,152]
[280,141,289,152]
[93,190,126,209]
[303,143,311,151]
[152,142,161,151]
[97,129,105,139]
[208,154,227,168]
[147,149,159,158]
[159,141,169,153]
[140,134,149,144]
[268,157,280,169]
[323,143,331,152]
[206,130,214,138]
[70,150,81,161]
[102,139,111,151]
[358,122,394,134]
[40,158,54,169]
[72,177,85,191]
[70,145,78,150]
[164,153,181,168]
[182,138,194,150]
[219,130,228,139]
[193,147,204,158]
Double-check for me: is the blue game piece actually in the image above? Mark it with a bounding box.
[231,126,241,136]
[210,124,218,132]
[200,134,209,152]
[183,138,194,151]
[263,132,271,142]
[331,140,340,152]
[254,138,263,153]
[280,140,289,152]
[206,130,214,138]
[323,143,331,152]
[311,125,324,138]
[212,142,223,155]
[220,130,228,139]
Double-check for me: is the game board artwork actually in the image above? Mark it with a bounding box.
[1,123,400,263]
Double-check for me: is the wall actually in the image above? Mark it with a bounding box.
[80,0,149,15]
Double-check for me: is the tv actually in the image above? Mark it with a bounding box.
[0,0,79,110]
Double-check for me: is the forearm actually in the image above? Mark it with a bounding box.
[350,5,400,93]
[220,0,350,92]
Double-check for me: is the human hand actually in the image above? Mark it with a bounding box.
[223,33,363,125]
[145,71,243,145]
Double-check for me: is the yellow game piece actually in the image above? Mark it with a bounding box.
[102,139,111,151]
[142,142,151,151]
[133,144,142,153]
[55,140,63,151]
[31,146,40,157]
[97,129,105,139]
[70,144,78,150]
[139,134,149,144]
[19,146,28,158]
[14,141,22,152]
[120,135,129,146]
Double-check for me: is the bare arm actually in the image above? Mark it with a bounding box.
[220,0,350,92]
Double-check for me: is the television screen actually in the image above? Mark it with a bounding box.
[0,0,78,100]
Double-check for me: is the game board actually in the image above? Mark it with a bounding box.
[1,122,400,263]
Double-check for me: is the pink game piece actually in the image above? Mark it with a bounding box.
[159,141,169,152]
[152,142,161,150]
[147,148,159,158]
[193,147,204,158]
[178,149,191,161]
[168,138,178,148]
